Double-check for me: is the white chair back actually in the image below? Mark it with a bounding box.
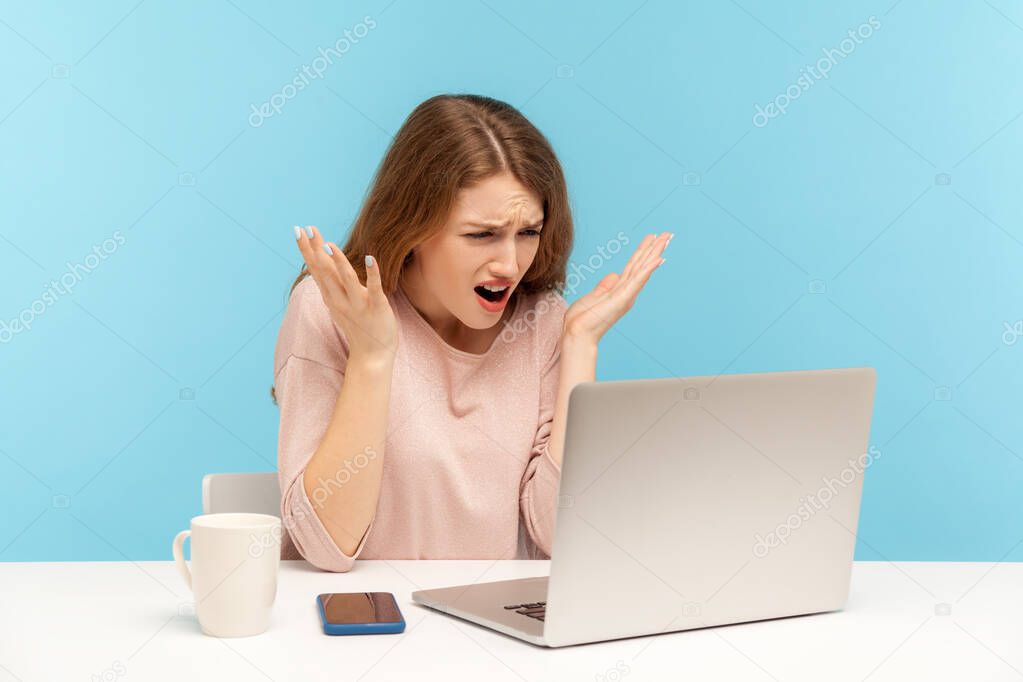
[201,472,280,516]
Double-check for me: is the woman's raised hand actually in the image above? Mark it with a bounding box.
[563,231,672,346]
[294,226,398,362]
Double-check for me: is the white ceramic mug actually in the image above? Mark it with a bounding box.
[172,513,281,637]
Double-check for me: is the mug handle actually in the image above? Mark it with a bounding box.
[172,530,192,591]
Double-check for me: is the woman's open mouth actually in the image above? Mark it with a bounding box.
[474,283,511,312]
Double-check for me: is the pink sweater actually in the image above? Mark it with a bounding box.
[273,276,567,572]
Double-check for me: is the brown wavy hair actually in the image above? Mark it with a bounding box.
[270,94,574,403]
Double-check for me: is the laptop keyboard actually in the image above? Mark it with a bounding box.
[503,600,546,621]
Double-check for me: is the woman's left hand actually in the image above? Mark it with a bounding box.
[563,231,673,346]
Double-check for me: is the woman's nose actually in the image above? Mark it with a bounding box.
[492,238,519,277]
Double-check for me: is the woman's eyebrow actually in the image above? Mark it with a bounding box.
[465,219,544,230]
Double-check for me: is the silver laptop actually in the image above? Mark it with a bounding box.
[412,367,877,647]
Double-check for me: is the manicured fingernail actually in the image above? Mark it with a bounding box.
[305,226,314,238]
[323,244,333,256]
[293,226,302,240]
[365,255,374,267]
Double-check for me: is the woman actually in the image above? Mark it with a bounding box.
[272,94,672,572]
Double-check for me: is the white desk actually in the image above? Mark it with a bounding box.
[0,560,1019,681]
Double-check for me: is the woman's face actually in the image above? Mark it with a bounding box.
[404,171,544,331]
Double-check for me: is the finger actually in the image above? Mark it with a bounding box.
[592,272,619,295]
[639,231,672,266]
[321,242,358,309]
[324,242,359,293]
[652,231,673,257]
[305,225,323,250]
[294,224,314,263]
[295,225,328,269]
[614,237,657,297]
[306,227,347,284]
[619,251,665,302]
[364,254,385,300]
[622,232,671,284]
[295,227,346,302]
[293,225,306,242]
[619,233,656,281]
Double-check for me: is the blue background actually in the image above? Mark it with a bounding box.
[1,0,1021,562]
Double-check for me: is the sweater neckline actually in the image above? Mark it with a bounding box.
[394,285,522,360]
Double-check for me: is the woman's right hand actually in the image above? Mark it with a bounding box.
[294,225,398,363]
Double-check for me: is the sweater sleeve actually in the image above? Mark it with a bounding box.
[273,278,373,572]
[519,295,567,558]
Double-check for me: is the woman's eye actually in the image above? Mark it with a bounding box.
[465,229,541,239]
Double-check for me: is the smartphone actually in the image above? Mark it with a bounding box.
[316,592,406,635]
